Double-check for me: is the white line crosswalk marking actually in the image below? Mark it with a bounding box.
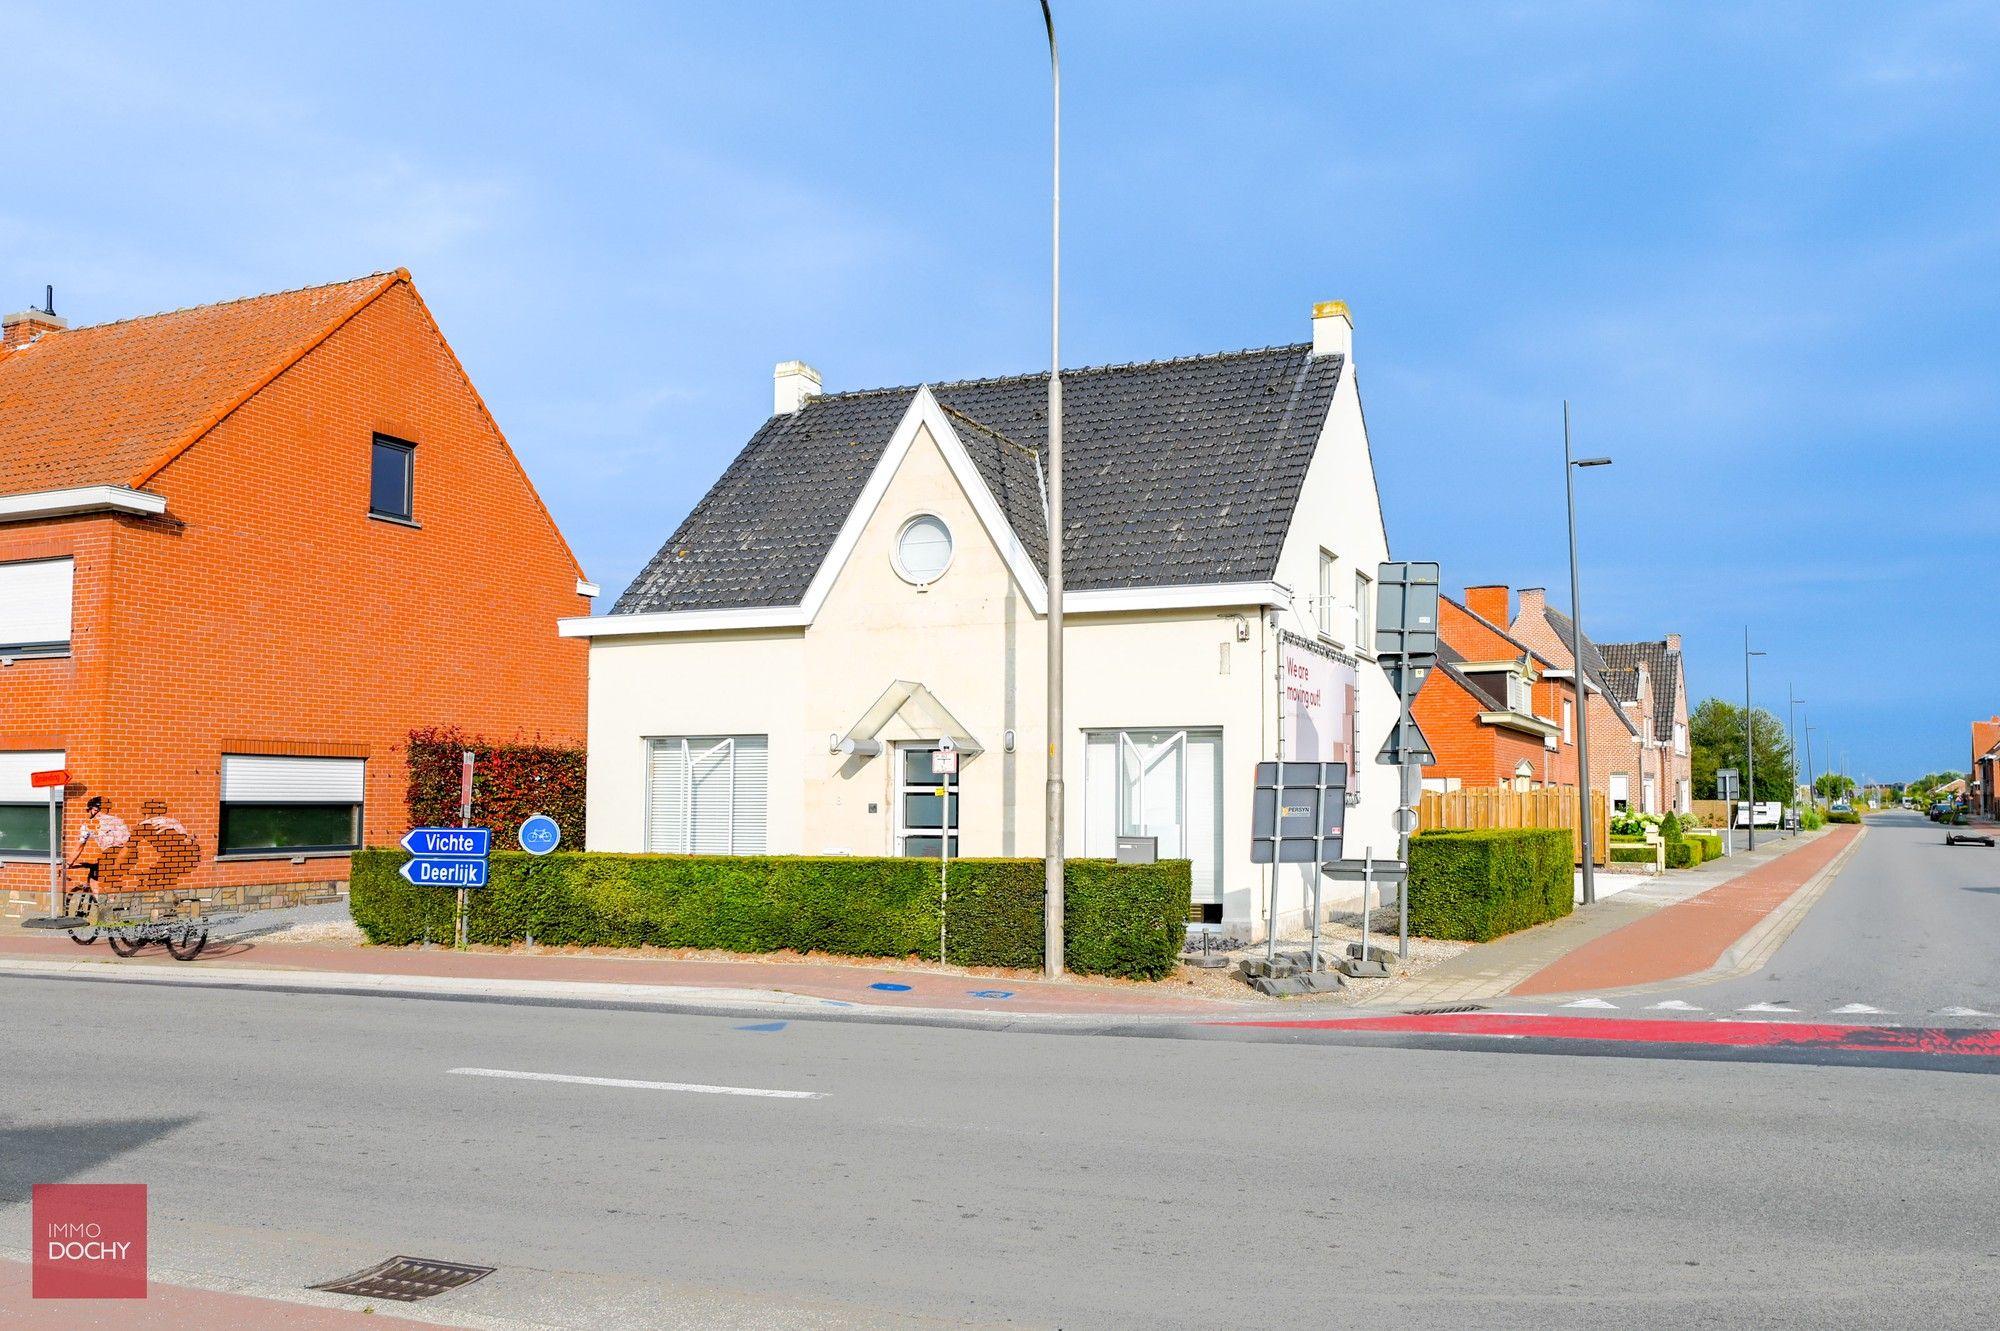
[1829,1003,1889,1014]
[1646,1000,1703,1011]
[1738,1002,1799,1013]
[448,1067,826,1099]
[1934,1006,1994,1018]
[1561,998,1618,1009]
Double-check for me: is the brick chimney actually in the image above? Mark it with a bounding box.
[773,360,822,416]
[1518,587,1548,618]
[1310,300,1352,359]
[1464,584,1510,627]
[3,293,66,351]
[1666,632,1682,652]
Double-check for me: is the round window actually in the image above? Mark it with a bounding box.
[894,514,954,584]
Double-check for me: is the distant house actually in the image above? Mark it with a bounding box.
[1598,635,1693,815]
[562,302,1398,937]
[1971,717,2000,816]
[1413,591,1581,792]
[0,273,591,915]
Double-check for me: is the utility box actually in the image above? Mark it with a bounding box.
[1115,835,1158,865]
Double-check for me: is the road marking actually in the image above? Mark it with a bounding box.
[448,1067,824,1099]
[1738,1002,1799,1013]
[1647,1000,1703,1011]
[1830,1004,1889,1015]
[1936,1006,1994,1017]
[1562,998,1618,1009]
[735,1021,788,1032]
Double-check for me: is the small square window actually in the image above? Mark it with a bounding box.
[370,436,414,520]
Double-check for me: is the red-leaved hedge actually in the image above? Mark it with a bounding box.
[403,725,585,849]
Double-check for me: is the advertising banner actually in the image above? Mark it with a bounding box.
[1281,639,1358,765]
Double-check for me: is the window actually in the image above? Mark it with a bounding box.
[645,736,767,854]
[1506,671,1533,714]
[219,754,364,855]
[895,745,959,858]
[1084,728,1223,911]
[1562,699,1574,743]
[892,514,953,584]
[1609,773,1631,813]
[1353,570,1373,654]
[1317,551,1339,641]
[0,751,63,860]
[1677,778,1691,813]
[1673,722,1687,755]
[1513,760,1535,793]
[0,557,74,657]
[370,435,415,521]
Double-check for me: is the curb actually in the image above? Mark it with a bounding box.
[0,955,1230,1033]
[1512,824,1868,1005]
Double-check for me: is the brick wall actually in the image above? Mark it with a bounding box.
[0,279,587,914]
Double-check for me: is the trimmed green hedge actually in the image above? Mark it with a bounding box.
[1611,845,1658,865]
[348,850,1190,980]
[1827,810,1861,824]
[1665,840,1699,869]
[1407,828,1573,942]
[1689,833,1722,861]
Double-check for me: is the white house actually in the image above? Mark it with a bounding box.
[559,302,1400,939]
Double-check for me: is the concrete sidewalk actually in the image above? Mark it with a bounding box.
[1355,826,1858,1007]
[0,928,1245,1021]
[0,1258,462,1330]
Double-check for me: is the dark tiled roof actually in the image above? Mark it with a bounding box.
[1541,605,1639,737]
[614,344,1344,613]
[1600,639,1681,741]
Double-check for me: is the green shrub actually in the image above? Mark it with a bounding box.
[1798,806,1826,830]
[1689,833,1722,862]
[1827,810,1861,824]
[1661,811,1684,842]
[1407,828,1573,942]
[1610,845,1658,864]
[347,850,1190,980]
[1665,840,1700,868]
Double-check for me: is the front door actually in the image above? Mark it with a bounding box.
[894,744,959,858]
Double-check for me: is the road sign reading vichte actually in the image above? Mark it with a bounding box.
[401,827,491,858]
[30,769,68,789]
[400,858,489,887]
[517,815,561,856]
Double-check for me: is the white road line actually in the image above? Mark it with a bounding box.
[1737,1002,1799,1013]
[1646,1000,1703,1011]
[1561,998,1618,1009]
[448,1067,825,1099]
[1935,1006,1995,1018]
[1829,1003,1889,1015]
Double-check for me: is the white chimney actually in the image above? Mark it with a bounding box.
[773,360,823,415]
[1310,300,1352,359]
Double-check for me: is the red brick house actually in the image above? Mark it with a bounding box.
[0,272,591,915]
[1413,591,1582,792]
[1972,717,2000,817]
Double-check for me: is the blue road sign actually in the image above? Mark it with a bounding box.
[517,814,561,856]
[400,858,489,888]
[401,827,491,858]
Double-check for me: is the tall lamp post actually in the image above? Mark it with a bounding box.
[1788,687,1805,836]
[1744,630,1765,850]
[1804,722,1818,814]
[1038,0,1066,978]
[1563,401,1612,905]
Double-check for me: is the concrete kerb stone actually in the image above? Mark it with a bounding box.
[0,955,1246,1034]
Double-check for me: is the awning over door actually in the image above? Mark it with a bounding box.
[835,681,983,758]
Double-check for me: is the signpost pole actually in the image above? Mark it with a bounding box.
[47,785,60,916]
[1398,765,1414,960]
[457,750,474,950]
[1361,847,1373,969]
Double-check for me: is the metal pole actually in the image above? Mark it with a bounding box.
[1362,846,1373,968]
[1744,631,1762,851]
[1788,687,1803,836]
[1804,722,1816,819]
[940,771,950,964]
[1397,767,1412,960]
[48,786,60,916]
[457,749,473,949]
[1564,402,1597,906]
[1039,0,1066,980]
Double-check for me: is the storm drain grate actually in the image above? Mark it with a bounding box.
[311,1256,495,1302]
[1403,1003,1487,1016]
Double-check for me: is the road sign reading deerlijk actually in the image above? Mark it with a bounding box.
[401,827,491,858]
[400,858,490,887]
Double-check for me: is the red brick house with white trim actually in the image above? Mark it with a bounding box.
[1413,592,1583,791]
[0,272,590,915]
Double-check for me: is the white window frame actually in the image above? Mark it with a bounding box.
[1084,727,1224,911]
[890,513,955,587]
[645,735,768,855]
[0,556,75,658]
[1673,722,1687,756]
[1506,671,1533,714]
[217,754,366,857]
[893,743,959,858]
[1316,550,1340,644]
[1352,569,1373,657]
[1561,698,1574,743]
[0,749,64,862]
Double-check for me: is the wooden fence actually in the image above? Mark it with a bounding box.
[1417,785,1610,866]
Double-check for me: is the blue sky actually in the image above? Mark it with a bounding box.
[6,2,1996,780]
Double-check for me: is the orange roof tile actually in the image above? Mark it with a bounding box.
[0,271,402,497]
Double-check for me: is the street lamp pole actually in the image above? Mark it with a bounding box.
[1744,630,1765,850]
[1038,0,1066,979]
[1563,401,1612,906]
[1804,722,1818,815]
[1788,687,1805,836]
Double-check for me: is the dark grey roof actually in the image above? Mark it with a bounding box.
[613,344,1344,614]
[1541,605,1639,737]
[1600,639,1682,741]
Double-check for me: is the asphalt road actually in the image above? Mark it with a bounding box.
[1561,811,2000,1019]
[4,960,1997,1329]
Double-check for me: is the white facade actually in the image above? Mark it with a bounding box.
[564,328,1397,940]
